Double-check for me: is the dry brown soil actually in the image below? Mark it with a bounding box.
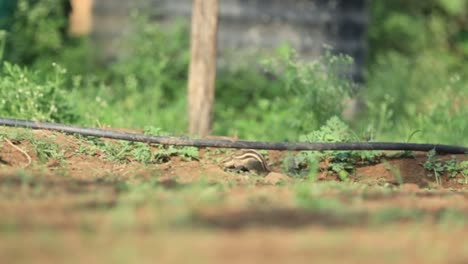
[0,128,467,264]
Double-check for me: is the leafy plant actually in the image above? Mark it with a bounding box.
[154,146,200,163]
[101,141,134,163]
[421,150,467,184]
[131,143,152,164]
[422,150,446,185]
[73,132,199,164]
[444,157,460,178]
[0,62,79,123]
[296,116,383,180]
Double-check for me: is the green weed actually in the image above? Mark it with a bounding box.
[130,143,152,164]
[422,150,446,185]
[154,146,200,163]
[297,117,383,180]
[0,128,33,142]
[31,139,64,163]
[75,142,98,157]
[421,150,467,184]
[72,133,199,164]
[0,62,78,123]
[102,141,133,163]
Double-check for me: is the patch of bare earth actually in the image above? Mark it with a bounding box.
[0,128,467,263]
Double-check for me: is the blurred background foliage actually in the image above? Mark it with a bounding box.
[368,0,468,65]
[362,0,467,144]
[0,0,466,144]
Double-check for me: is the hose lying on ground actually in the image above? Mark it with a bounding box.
[0,117,467,154]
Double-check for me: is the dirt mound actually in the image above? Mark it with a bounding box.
[1,128,468,263]
[0,128,467,188]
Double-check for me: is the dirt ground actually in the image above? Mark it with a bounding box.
[0,128,467,263]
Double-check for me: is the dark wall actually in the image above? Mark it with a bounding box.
[92,0,367,80]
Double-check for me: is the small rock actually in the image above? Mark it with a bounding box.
[263,172,291,185]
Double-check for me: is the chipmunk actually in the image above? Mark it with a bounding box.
[221,149,270,175]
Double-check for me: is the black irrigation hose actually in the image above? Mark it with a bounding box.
[0,117,467,154]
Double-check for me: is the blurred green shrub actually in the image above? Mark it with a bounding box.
[2,0,69,64]
[1,0,464,145]
[71,14,190,131]
[214,45,354,140]
[0,62,79,123]
[1,0,94,74]
[86,14,354,139]
[359,50,467,144]
[368,0,468,69]
[106,13,190,104]
[359,0,468,145]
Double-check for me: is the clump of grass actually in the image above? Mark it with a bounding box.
[31,139,64,164]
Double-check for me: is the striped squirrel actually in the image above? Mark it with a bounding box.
[221,149,270,175]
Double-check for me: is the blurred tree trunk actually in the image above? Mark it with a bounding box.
[187,0,218,137]
[69,0,92,36]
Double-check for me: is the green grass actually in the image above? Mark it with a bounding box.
[73,134,200,164]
